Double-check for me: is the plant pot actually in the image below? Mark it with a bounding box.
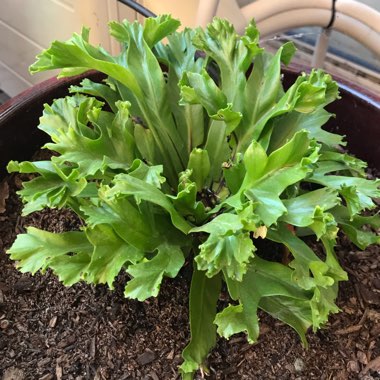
[1,70,379,379]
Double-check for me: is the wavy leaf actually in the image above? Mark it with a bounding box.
[7,160,88,215]
[227,130,319,226]
[124,243,184,301]
[192,214,255,281]
[217,257,312,344]
[8,227,91,276]
[104,173,192,234]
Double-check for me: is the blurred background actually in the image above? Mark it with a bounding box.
[0,0,379,101]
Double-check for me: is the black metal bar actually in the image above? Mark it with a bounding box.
[326,0,337,28]
[117,0,156,18]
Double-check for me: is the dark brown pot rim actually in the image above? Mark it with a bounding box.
[1,66,379,116]
[0,68,379,176]
[0,71,104,123]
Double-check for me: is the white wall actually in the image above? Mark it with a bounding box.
[139,0,246,28]
[0,0,247,97]
[0,0,136,97]
[140,0,198,27]
[3,0,378,97]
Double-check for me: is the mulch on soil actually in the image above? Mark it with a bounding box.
[1,170,379,380]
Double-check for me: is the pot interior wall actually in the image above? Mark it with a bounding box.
[0,70,379,178]
[0,72,105,177]
[283,70,380,170]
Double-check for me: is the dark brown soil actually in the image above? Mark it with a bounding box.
[1,170,379,380]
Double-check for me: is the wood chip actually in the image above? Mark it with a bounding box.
[38,357,52,367]
[56,363,63,380]
[0,180,9,214]
[14,277,34,293]
[15,323,28,332]
[0,282,9,292]
[49,316,57,328]
[0,319,10,329]
[354,283,365,309]
[358,308,369,325]
[342,306,356,315]
[8,350,15,358]
[349,297,357,305]
[347,360,360,373]
[370,324,380,339]
[57,334,76,348]
[2,367,24,380]
[260,323,271,335]
[90,337,96,359]
[106,360,114,369]
[359,284,380,305]
[294,358,305,372]
[93,369,101,380]
[373,278,380,289]
[334,369,348,380]
[39,374,54,380]
[368,340,376,351]
[149,371,159,380]
[361,355,380,375]
[357,350,368,365]
[137,349,156,366]
[335,324,363,335]
[367,309,380,321]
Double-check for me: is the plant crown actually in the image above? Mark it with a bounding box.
[7,15,380,379]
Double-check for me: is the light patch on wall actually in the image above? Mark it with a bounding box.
[50,0,75,12]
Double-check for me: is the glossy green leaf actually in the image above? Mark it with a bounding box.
[192,214,256,281]
[81,196,159,252]
[124,243,184,301]
[281,188,340,239]
[7,160,87,215]
[187,148,211,191]
[268,224,346,328]
[85,225,144,289]
[180,269,221,378]
[30,27,143,95]
[192,19,262,105]
[241,43,295,139]
[37,95,136,175]
[128,160,165,188]
[169,170,207,224]
[318,151,367,175]
[48,251,92,286]
[143,15,181,47]
[104,173,192,234]
[216,257,312,344]
[69,78,120,113]
[31,19,186,185]
[332,206,380,249]
[230,131,319,226]
[110,15,180,48]
[7,227,92,276]
[310,164,380,216]
[180,70,242,134]
[204,120,231,182]
[268,109,345,152]
[154,29,206,155]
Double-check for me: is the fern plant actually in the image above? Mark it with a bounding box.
[7,15,379,378]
